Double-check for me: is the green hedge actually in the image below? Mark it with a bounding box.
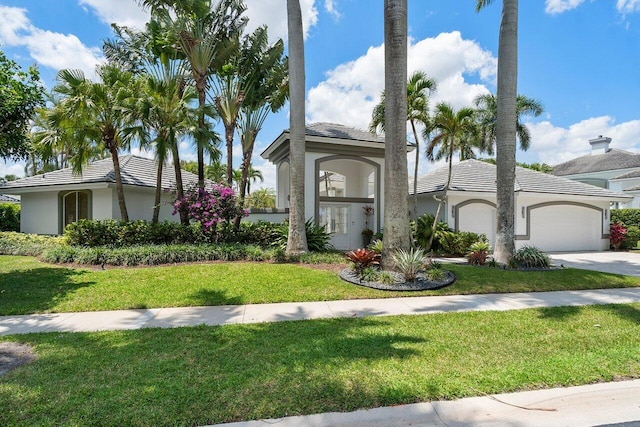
[0,232,65,256]
[611,209,640,228]
[0,203,20,232]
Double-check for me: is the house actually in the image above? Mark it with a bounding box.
[551,136,640,208]
[0,155,198,235]
[260,122,414,250]
[0,195,19,204]
[413,159,631,252]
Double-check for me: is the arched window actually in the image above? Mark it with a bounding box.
[60,191,91,229]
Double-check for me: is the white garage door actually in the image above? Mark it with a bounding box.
[528,205,602,252]
[458,203,496,246]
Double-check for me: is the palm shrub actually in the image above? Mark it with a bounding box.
[391,247,426,281]
[467,241,492,266]
[510,245,550,269]
[413,213,451,250]
[272,218,332,252]
[345,248,381,275]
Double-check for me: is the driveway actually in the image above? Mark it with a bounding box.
[549,251,640,277]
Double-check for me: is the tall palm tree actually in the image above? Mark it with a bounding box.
[476,0,519,264]
[53,65,139,221]
[425,103,479,249]
[286,0,309,254]
[246,187,275,209]
[474,93,543,154]
[370,70,437,220]
[382,0,410,264]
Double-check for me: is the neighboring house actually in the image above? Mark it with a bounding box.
[412,159,631,252]
[0,195,19,204]
[0,155,198,235]
[551,136,640,208]
[260,122,414,250]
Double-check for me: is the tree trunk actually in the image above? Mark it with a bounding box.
[152,160,163,224]
[110,146,129,222]
[382,0,410,267]
[234,147,253,230]
[428,147,453,250]
[197,85,206,188]
[286,0,309,255]
[494,0,518,264]
[172,145,189,226]
[410,119,420,221]
[225,125,235,187]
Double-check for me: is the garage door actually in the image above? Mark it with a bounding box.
[458,203,496,246]
[527,204,603,252]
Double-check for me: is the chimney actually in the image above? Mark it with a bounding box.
[589,135,611,154]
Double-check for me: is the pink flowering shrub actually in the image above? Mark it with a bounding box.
[173,184,248,233]
[610,222,627,250]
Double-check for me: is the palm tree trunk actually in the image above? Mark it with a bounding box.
[382,0,410,266]
[410,119,420,221]
[110,146,129,222]
[286,0,309,255]
[234,148,253,230]
[197,87,206,188]
[172,145,189,226]
[152,160,163,224]
[494,0,518,264]
[225,125,235,188]
[428,143,454,250]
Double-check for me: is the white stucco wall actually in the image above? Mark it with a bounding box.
[20,192,59,235]
[92,188,113,221]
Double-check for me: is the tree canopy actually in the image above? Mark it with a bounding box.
[0,49,45,161]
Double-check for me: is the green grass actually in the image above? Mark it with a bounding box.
[1,303,639,426]
[1,255,639,315]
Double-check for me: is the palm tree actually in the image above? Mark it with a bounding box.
[53,65,139,221]
[285,0,308,255]
[246,187,275,208]
[474,93,543,154]
[382,0,410,264]
[476,0,519,264]
[370,70,437,220]
[425,103,479,249]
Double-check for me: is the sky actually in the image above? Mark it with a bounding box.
[1,0,640,191]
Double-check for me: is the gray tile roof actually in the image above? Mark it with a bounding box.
[0,194,19,203]
[551,149,640,176]
[625,185,640,192]
[303,122,386,144]
[0,155,200,191]
[611,169,640,180]
[412,159,630,200]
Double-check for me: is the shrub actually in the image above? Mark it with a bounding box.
[368,239,383,254]
[610,222,627,250]
[439,231,488,256]
[413,214,451,251]
[425,268,445,281]
[467,241,492,266]
[510,245,551,269]
[360,266,380,282]
[611,209,640,228]
[0,203,20,232]
[272,218,332,252]
[345,248,381,275]
[172,183,247,233]
[0,231,65,256]
[391,247,426,281]
[622,225,640,249]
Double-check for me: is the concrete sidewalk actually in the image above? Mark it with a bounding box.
[2,287,640,336]
[209,379,640,427]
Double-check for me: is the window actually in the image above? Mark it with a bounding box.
[319,205,349,234]
[319,171,345,197]
[61,191,91,229]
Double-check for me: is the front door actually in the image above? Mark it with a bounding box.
[319,204,350,250]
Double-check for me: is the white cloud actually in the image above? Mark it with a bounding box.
[324,0,341,19]
[545,0,586,14]
[244,0,319,42]
[0,163,26,180]
[527,116,640,165]
[78,0,150,28]
[617,0,640,13]
[306,31,496,130]
[0,6,103,77]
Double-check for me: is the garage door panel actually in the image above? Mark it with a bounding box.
[458,204,496,246]
[528,205,602,252]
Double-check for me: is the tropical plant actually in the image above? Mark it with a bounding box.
[246,187,276,209]
[286,0,309,255]
[370,70,437,219]
[476,0,519,264]
[172,183,246,233]
[610,222,627,250]
[273,218,330,252]
[413,213,453,251]
[0,203,19,232]
[467,241,492,266]
[381,0,411,265]
[474,93,543,154]
[345,248,381,275]
[368,238,384,254]
[53,65,141,221]
[390,247,425,281]
[510,245,550,269]
[424,103,479,249]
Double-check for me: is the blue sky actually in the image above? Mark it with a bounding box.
[1,0,639,190]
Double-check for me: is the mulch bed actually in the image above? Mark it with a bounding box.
[339,268,456,291]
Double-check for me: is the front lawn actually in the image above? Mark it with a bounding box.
[1,255,640,315]
[1,303,639,426]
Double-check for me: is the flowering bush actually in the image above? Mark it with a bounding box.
[610,222,627,250]
[173,184,247,233]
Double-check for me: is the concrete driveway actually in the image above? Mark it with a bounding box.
[549,251,640,276]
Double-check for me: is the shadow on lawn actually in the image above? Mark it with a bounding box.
[0,318,428,425]
[538,303,640,324]
[0,267,95,315]
[187,288,244,306]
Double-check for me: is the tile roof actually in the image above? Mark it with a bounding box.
[611,169,640,180]
[0,155,200,191]
[304,122,386,144]
[0,194,19,203]
[412,159,630,200]
[551,149,640,176]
